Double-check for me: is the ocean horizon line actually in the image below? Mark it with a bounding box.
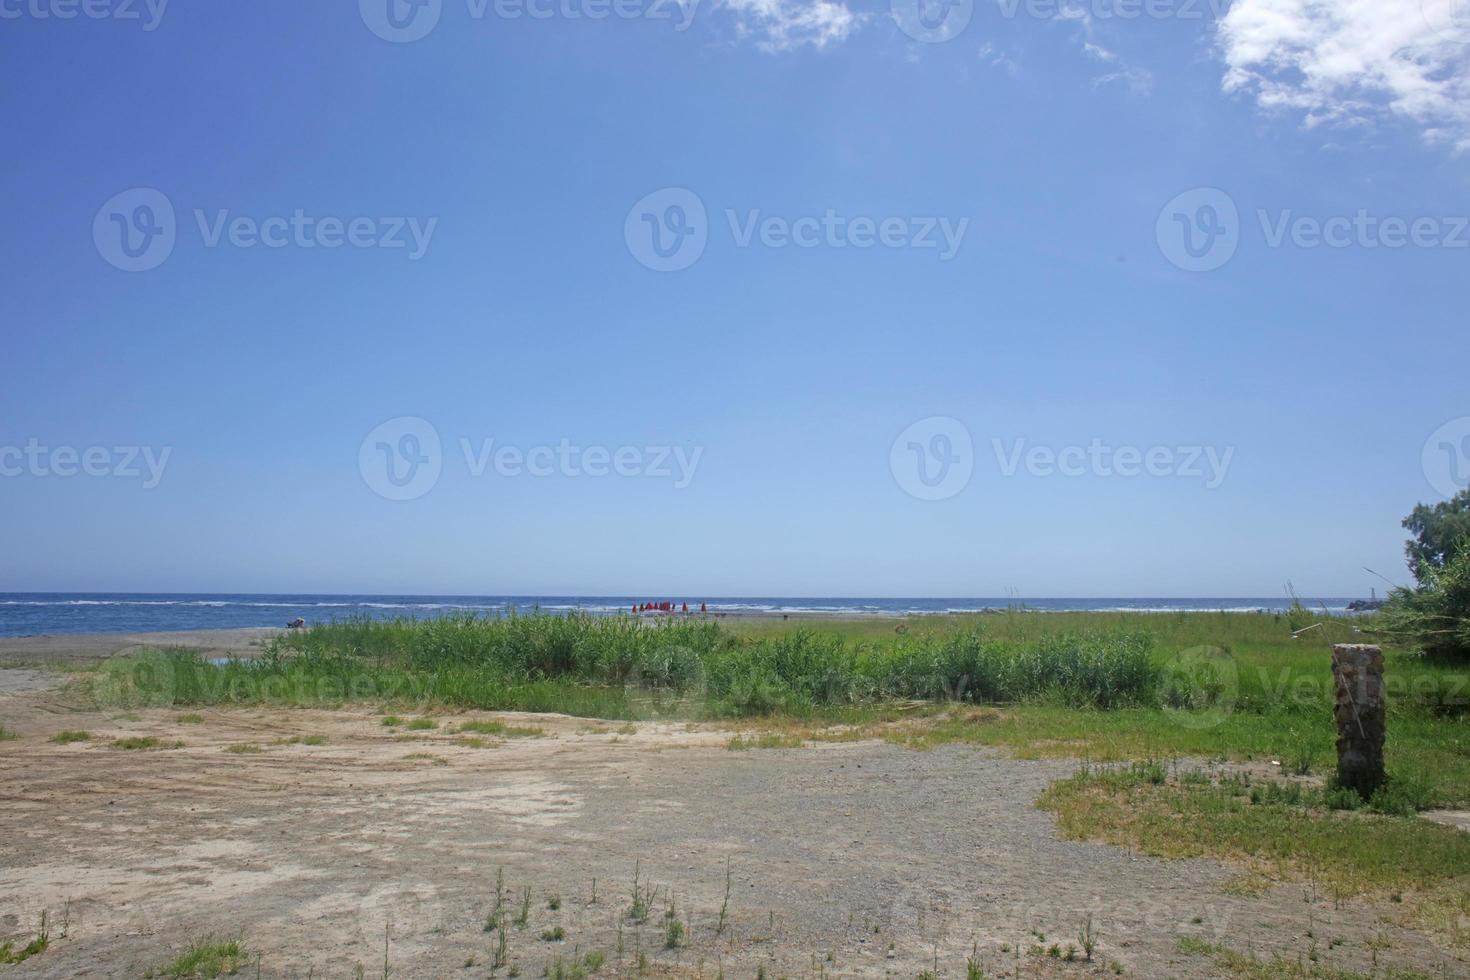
[0,591,1373,638]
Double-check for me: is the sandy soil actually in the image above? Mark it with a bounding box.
[0,629,284,668]
[0,684,1462,979]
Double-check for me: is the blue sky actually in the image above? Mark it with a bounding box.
[1,0,1466,596]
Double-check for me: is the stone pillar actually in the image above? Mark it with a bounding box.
[1331,644,1386,800]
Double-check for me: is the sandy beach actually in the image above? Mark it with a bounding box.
[0,628,284,668]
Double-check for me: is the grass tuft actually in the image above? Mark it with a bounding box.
[112,736,183,750]
[726,733,803,750]
[458,720,544,738]
[146,939,249,978]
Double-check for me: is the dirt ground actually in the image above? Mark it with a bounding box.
[0,670,1463,979]
[0,629,282,669]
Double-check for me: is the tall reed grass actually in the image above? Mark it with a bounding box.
[98,614,1162,717]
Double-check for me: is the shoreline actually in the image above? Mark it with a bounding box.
[0,627,285,666]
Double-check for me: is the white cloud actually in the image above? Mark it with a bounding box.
[1046,3,1153,95]
[1217,0,1470,151]
[1093,66,1154,94]
[978,41,1022,75]
[719,0,861,52]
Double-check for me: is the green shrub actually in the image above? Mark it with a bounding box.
[1378,545,1470,661]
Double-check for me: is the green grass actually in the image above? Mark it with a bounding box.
[176,713,205,724]
[1040,763,1470,945]
[0,914,49,965]
[0,936,48,965]
[48,730,91,744]
[111,736,182,750]
[146,939,249,978]
[222,743,262,754]
[457,720,545,738]
[0,723,16,741]
[272,734,327,746]
[85,611,1470,805]
[404,717,437,730]
[1174,937,1433,979]
[726,733,804,750]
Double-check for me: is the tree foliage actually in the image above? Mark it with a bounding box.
[1379,490,1470,660]
[1403,488,1470,583]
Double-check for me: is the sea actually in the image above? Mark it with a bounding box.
[0,593,1365,638]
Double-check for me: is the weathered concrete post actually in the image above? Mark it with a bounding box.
[1331,644,1386,799]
